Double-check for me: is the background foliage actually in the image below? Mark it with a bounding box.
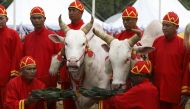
[0,0,13,8]
[0,0,189,21]
[81,0,190,21]
[81,0,136,21]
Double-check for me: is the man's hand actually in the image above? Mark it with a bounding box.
[111,84,126,90]
[25,94,41,105]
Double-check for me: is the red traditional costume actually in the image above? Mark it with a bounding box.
[0,5,22,109]
[23,7,61,88]
[115,6,142,40]
[23,7,61,109]
[4,56,46,109]
[56,1,85,109]
[181,24,190,95]
[182,47,190,95]
[149,12,190,109]
[23,26,61,87]
[102,60,159,109]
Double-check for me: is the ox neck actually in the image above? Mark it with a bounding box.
[70,63,85,90]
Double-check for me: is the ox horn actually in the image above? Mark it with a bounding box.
[81,16,94,34]
[59,14,70,33]
[93,28,115,45]
[128,29,142,47]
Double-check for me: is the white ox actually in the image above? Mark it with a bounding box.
[49,16,110,109]
[93,20,163,89]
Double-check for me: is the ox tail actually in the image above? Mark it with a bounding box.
[49,55,62,75]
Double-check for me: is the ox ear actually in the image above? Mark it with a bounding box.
[105,57,113,74]
[48,34,64,43]
[133,46,155,54]
[101,44,110,52]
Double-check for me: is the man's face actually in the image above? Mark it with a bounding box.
[68,7,83,22]
[21,65,36,81]
[30,14,46,29]
[0,15,8,28]
[122,17,137,30]
[162,21,178,38]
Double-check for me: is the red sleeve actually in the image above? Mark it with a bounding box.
[4,80,20,109]
[112,81,159,109]
[10,30,22,77]
[181,47,190,95]
[114,32,121,39]
[56,30,65,37]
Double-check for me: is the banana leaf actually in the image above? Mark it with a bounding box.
[0,0,13,9]
[179,0,190,10]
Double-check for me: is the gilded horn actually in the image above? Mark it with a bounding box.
[81,16,94,34]
[59,14,70,33]
[128,29,142,47]
[93,28,115,45]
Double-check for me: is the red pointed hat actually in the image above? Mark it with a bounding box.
[163,12,179,25]
[131,60,152,75]
[20,56,36,69]
[0,5,7,16]
[69,0,84,12]
[122,6,138,18]
[30,6,45,17]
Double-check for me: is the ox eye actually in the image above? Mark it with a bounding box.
[82,43,85,46]
[65,43,68,46]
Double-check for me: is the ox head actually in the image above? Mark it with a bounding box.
[49,15,94,73]
[93,28,154,87]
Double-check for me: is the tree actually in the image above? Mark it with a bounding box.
[0,0,13,8]
[81,0,136,21]
[178,0,190,10]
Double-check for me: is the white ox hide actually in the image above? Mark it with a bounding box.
[93,20,163,89]
[49,16,110,109]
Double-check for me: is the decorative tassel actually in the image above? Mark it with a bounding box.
[85,46,94,57]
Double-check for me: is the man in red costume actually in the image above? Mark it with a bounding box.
[102,60,159,109]
[4,56,46,109]
[115,6,142,40]
[57,0,84,36]
[57,1,85,109]
[23,6,61,109]
[0,4,22,109]
[149,12,190,109]
[183,23,190,109]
